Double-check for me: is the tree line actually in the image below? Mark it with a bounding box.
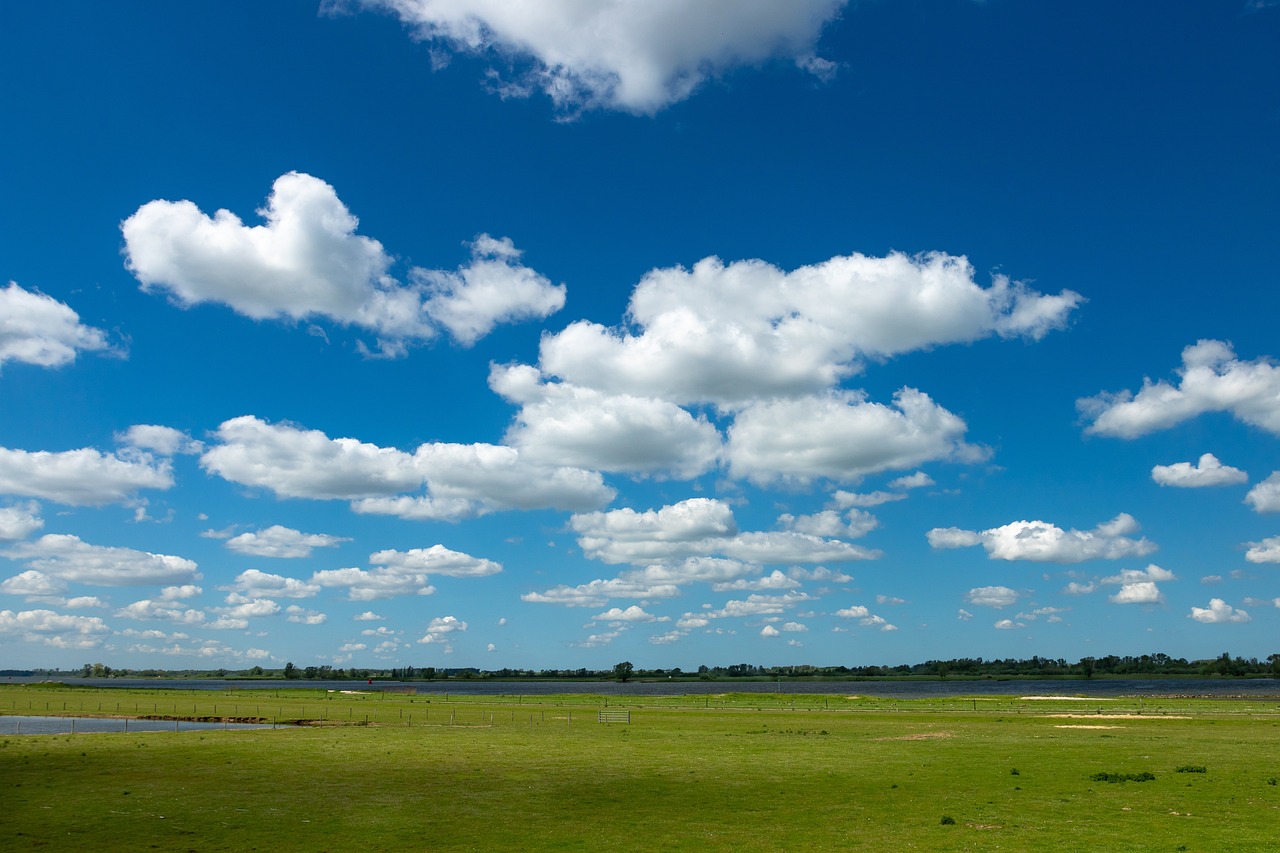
[47,651,1280,681]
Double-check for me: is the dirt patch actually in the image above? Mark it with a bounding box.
[878,731,954,741]
[1021,696,1114,701]
[1054,724,1123,729]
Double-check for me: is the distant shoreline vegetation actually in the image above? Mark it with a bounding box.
[10,652,1279,682]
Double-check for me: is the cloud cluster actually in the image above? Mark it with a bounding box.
[123,173,564,355]
[1102,564,1176,604]
[200,415,613,519]
[569,498,876,566]
[4,534,199,587]
[0,609,109,648]
[0,282,114,372]
[0,445,173,506]
[224,525,351,559]
[928,514,1156,563]
[351,0,847,114]
[541,253,1080,406]
[490,364,721,478]
[1081,340,1280,438]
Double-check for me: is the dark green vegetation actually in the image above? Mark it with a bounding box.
[36,649,1280,681]
[3,685,1279,851]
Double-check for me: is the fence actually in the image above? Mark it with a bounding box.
[597,710,630,724]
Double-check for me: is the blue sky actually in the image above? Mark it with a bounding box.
[2,0,1278,671]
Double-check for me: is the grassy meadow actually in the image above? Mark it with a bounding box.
[2,683,1278,851]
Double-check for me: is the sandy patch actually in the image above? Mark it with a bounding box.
[1044,706,1182,712]
[878,731,954,741]
[1021,696,1115,701]
[1054,724,1124,729]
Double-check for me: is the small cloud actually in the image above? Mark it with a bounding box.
[1189,598,1251,624]
[1151,453,1247,488]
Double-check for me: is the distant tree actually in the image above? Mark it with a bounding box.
[614,661,634,682]
[249,665,264,676]
[283,661,299,679]
[424,667,436,681]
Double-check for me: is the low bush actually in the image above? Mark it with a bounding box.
[1174,765,1206,774]
[1089,771,1155,783]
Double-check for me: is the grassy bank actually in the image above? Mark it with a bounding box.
[3,685,1278,850]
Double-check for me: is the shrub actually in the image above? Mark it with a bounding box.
[1089,771,1155,783]
[1175,765,1207,774]
[939,816,956,825]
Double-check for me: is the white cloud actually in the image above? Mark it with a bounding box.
[889,471,934,490]
[115,425,204,456]
[116,599,206,625]
[760,624,781,637]
[490,364,721,478]
[993,619,1025,630]
[1189,598,1251,624]
[208,596,281,629]
[788,566,853,583]
[925,527,983,549]
[1081,340,1280,438]
[0,569,66,598]
[778,508,877,539]
[1108,582,1164,604]
[415,235,565,345]
[1151,453,1248,488]
[927,514,1156,562]
[419,615,467,645]
[0,608,109,648]
[1101,564,1177,584]
[712,569,800,592]
[5,534,199,586]
[0,502,43,541]
[123,174,559,355]
[1100,565,1175,604]
[1245,473,1280,513]
[727,389,983,484]
[704,592,812,619]
[286,605,327,625]
[402,441,615,514]
[369,545,501,577]
[354,610,384,621]
[957,609,973,620]
[1062,581,1096,595]
[0,281,114,371]
[832,490,908,508]
[835,604,869,618]
[310,567,436,601]
[1245,536,1280,563]
[0,445,172,506]
[353,0,846,114]
[201,416,422,500]
[521,577,681,607]
[202,415,613,517]
[965,586,1019,608]
[158,584,202,601]
[593,605,664,623]
[570,498,876,566]
[225,525,350,558]
[541,252,1079,406]
[228,569,320,599]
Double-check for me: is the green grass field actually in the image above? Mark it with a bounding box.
[3,684,1278,851]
